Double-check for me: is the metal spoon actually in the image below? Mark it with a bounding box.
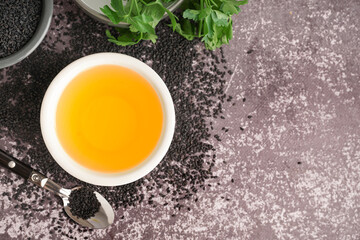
[0,149,114,228]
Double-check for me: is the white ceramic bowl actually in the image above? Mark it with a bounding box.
[40,53,175,186]
[74,0,184,28]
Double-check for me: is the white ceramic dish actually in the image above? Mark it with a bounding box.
[74,0,184,28]
[40,53,175,186]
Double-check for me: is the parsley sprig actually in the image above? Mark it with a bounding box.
[101,0,248,50]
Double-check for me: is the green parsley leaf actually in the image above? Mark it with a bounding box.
[102,0,248,50]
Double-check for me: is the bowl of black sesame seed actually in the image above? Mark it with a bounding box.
[0,0,53,69]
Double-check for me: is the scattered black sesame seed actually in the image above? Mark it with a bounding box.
[0,0,231,235]
[248,115,252,119]
[214,135,221,141]
[242,98,246,102]
[68,188,100,220]
[297,162,302,165]
[246,49,254,54]
[240,127,244,131]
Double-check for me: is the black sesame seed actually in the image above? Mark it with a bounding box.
[214,135,221,141]
[68,188,100,220]
[0,0,42,58]
[1,3,231,233]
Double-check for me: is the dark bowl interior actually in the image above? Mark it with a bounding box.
[0,0,53,69]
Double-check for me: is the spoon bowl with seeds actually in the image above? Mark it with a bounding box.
[0,149,114,228]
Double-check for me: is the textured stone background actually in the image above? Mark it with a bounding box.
[1,0,360,239]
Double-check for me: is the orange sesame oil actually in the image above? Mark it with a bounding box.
[56,65,163,173]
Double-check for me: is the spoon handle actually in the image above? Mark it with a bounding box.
[0,149,68,197]
[0,149,33,179]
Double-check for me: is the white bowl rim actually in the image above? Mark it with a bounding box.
[73,0,184,28]
[40,53,175,186]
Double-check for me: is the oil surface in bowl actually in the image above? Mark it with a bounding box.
[56,65,163,173]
